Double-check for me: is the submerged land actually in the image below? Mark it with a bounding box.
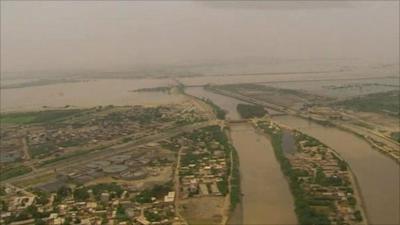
[1,67,399,225]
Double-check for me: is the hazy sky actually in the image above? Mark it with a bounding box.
[1,1,399,73]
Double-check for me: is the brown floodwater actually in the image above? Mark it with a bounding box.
[0,79,182,112]
[274,116,400,225]
[230,124,297,224]
[185,87,246,120]
[2,71,393,113]
[189,86,400,225]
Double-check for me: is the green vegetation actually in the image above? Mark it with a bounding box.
[390,131,400,143]
[3,204,51,224]
[135,182,172,203]
[230,143,241,211]
[0,109,83,125]
[217,179,228,195]
[33,190,50,205]
[258,122,331,225]
[166,125,241,210]
[218,83,324,101]
[54,186,72,204]
[315,167,344,187]
[236,103,267,119]
[126,107,166,124]
[115,205,129,221]
[354,210,363,222]
[0,165,32,181]
[54,183,124,203]
[122,137,133,143]
[334,90,399,115]
[73,187,90,201]
[0,114,36,124]
[134,86,171,92]
[58,139,85,148]
[40,150,90,166]
[144,210,162,222]
[90,183,124,200]
[295,132,327,148]
[204,98,226,119]
[29,143,57,158]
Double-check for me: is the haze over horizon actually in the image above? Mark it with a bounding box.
[1,1,399,75]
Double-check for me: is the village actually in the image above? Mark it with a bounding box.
[162,125,230,196]
[0,181,180,225]
[158,125,233,224]
[0,103,207,181]
[257,120,365,225]
[0,121,233,225]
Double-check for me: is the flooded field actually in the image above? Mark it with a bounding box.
[0,79,181,112]
[2,69,397,113]
[230,124,297,225]
[266,77,399,99]
[274,116,400,225]
[178,70,393,87]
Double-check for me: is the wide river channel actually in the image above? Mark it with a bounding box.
[186,87,298,224]
[186,86,400,225]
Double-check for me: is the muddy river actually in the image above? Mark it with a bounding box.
[273,116,400,225]
[230,124,297,224]
[185,87,246,120]
[187,86,400,225]
[187,86,297,223]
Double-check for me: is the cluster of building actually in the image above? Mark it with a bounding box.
[24,105,203,159]
[75,146,172,182]
[161,127,230,199]
[288,132,364,224]
[0,104,205,167]
[0,126,24,164]
[37,144,175,192]
[0,183,181,225]
[0,103,211,225]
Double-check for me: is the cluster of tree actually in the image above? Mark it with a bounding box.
[0,109,83,125]
[331,153,348,171]
[135,182,172,203]
[391,131,400,143]
[217,178,228,195]
[203,98,226,119]
[315,167,345,187]
[3,205,51,224]
[236,104,267,119]
[258,122,331,225]
[334,90,399,116]
[0,165,32,181]
[134,86,171,92]
[54,186,72,204]
[58,183,125,202]
[181,151,207,166]
[90,183,124,200]
[230,147,241,211]
[295,132,327,148]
